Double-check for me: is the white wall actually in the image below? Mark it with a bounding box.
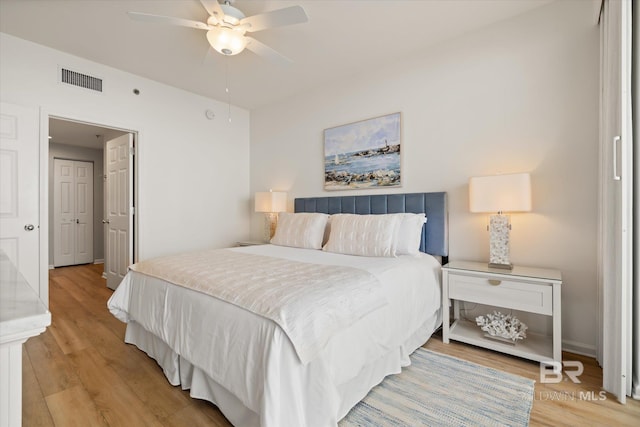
[250,0,599,354]
[48,142,104,265]
[0,33,251,264]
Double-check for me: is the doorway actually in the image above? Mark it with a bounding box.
[48,117,136,290]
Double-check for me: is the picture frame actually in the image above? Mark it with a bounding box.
[324,112,401,191]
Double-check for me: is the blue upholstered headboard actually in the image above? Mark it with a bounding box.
[294,192,448,259]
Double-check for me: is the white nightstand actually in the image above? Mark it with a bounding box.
[237,241,267,247]
[442,261,562,363]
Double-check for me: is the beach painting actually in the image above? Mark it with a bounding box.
[324,112,401,190]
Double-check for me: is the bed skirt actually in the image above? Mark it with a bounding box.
[124,309,441,427]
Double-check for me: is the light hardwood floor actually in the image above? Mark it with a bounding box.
[23,264,640,426]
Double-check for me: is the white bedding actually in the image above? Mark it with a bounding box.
[108,244,442,427]
[127,248,387,364]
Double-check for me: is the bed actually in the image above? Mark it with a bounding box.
[108,192,448,427]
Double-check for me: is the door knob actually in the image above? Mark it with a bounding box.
[102,219,110,224]
[24,224,35,231]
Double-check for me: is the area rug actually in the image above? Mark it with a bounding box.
[340,348,534,427]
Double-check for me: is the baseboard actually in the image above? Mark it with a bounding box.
[93,259,104,264]
[101,272,107,279]
[48,264,54,270]
[562,339,597,358]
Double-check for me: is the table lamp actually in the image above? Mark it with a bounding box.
[469,173,531,269]
[254,190,287,242]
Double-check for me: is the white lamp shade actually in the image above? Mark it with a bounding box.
[255,191,287,213]
[206,27,247,56]
[469,173,532,213]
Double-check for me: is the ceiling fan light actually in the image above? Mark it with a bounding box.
[206,27,247,56]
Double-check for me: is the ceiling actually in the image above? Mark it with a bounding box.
[0,0,556,112]
[48,118,128,149]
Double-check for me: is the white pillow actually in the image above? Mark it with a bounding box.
[395,213,427,256]
[270,212,329,249]
[323,214,402,257]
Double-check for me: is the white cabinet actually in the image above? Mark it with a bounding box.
[0,251,50,427]
[442,261,562,363]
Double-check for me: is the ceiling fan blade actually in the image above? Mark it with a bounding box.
[199,0,225,24]
[240,6,308,33]
[244,36,292,66]
[127,12,211,30]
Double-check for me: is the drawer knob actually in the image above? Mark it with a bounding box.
[488,279,502,286]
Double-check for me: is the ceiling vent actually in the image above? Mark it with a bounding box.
[60,68,103,92]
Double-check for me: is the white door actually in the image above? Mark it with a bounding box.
[105,134,133,290]
[0,102,40,293]
[53,159,93,267]
[599,0,632,403]
[74,161,93,264]
[53,159,74,266]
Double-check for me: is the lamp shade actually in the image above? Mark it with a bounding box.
[206,27,247,56]
[469,173,532,213]
[255,191,287,213]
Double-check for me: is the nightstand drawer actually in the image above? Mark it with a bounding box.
[448,274,553,315]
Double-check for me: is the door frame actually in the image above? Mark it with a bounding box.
[40,110,138,304]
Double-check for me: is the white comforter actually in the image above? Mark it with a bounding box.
[127,248,387,364]
[108,245,442,427]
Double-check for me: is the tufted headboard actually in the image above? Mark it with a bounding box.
[294,192,448,261]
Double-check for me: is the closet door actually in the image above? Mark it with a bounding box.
[599,0,632,403]
[74,161,93,264]
[53,159,75,267]
[53,159,94,267]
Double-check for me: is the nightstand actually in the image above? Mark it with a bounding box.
[442,261,562,362]
[237,241,267,247]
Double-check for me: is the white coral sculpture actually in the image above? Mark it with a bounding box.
[475,311,528,342]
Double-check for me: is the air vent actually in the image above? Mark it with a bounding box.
[60,68,103,92]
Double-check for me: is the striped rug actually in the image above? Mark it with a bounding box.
[341,348,534,427]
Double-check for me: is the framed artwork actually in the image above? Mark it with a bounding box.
[324,112,401,190]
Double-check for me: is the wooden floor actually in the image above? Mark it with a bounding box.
[22,264,640,426]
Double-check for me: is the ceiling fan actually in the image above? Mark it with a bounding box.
[128,0,308,65]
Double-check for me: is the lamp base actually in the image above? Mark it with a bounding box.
[489,213,512,267]
[488,262,513,270]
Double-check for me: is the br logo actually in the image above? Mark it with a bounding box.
[540,361,584,384]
